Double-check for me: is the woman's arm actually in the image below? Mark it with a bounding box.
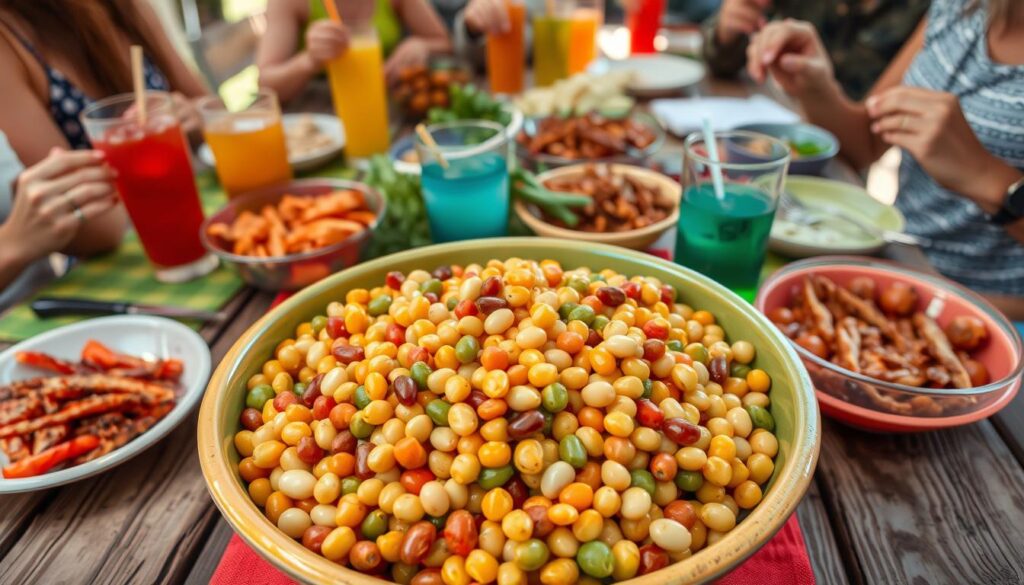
[747,18,926,171]
[134,0,209,97]
[383,0,452,83]
[257,0,347,104]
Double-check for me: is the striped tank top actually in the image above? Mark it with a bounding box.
[897,0,1024,296]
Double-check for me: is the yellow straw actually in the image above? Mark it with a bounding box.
[416,124,449,170]
[130,45,147,126]
[322,0,343,24]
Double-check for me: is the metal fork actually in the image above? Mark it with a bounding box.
[777,191,927,247]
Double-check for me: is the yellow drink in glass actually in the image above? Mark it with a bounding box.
[326,27,390,158]
[199,89,292,198]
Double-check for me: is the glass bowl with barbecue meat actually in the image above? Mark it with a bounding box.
[513,163,680,251]
[755,257,1022,432]
[516,111,665,169]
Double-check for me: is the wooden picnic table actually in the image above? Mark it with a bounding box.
[2,75,1023,585]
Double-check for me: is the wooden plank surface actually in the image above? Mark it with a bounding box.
[816,419,1024,585]
[0,290,276,585]
[184,516,235,585]
[796,482,852,585]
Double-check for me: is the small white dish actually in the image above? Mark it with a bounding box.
[0,315,211,493]
[605,54,705,96]
[198,113,346,173]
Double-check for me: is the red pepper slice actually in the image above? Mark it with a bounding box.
[15,351,77,374]
[2,435,100,479]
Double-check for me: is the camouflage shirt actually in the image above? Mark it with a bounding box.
[702,0,931,100]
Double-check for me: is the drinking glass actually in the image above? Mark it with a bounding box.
[415,121,511,243]
[533,1,574,87]
[486,0,527,94]
[676,131,790,300]
[568,0,603,75]
[325,17,390,158]
[198,89,292,198]
[81,91,217,283]
[627,0,665,54]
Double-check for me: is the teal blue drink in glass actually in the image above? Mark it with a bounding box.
[676,131,790,300]
[416,120,510,243]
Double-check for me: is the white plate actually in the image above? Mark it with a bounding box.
[198,113,346,173]
[605,54,705,96]
[0,316,211,493]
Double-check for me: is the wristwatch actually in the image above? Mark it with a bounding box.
[992,176,1024,225]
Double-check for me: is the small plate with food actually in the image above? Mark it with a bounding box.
[730,123,838,175]
[769,176,906,258]
[517,111,665,168]
[514,163,680,250]
[199,114,345,172]
[756,256,1022,432]
[603,54,706,97]
[0,316,211,492]
[201,179,384,291]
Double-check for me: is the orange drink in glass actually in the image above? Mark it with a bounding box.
[199,89,292,198]
[486,0,526,95]
[325,20,390,158]
[568,1,602,75]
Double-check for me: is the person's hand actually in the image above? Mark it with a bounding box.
[867,87,1015,208]
[170,92,202,135]
[746,19,835,98]
[716,0,770,46]
[305,20,350,66]
[0,148,118,264]
[384,38,430,86]
[465,0,511,35]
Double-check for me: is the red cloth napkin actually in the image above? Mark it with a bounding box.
[210,514,813,585]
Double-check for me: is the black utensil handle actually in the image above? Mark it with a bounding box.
[30,298,129,318]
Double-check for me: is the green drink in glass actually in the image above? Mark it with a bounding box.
[675,131,790,300]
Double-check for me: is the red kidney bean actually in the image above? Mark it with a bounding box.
[332,343,365,365]
[312,395,336,420]
[410,568,443,585]
[454,299,478,319]
[349,541,383,572]
[638,543,669,575]
[481,276,503,297]
[642,319,669,340]
[394,375,419,406]
[524,504,554,538]
[505,476,529,509]
[444,510,478,556]
[355,442,374,479]
[465,390,487,410]
[297,436,324,465]
[301,373,324,407]
[643,339,666,362]
[662,417,701,445]
[432,265,453,281]
[662,500,697,529]
[660,284,676,304]
[302,525,331,554]
[273,391,298,413]
[595,286,626,307]
[326,316,348,339]
[385,271,405,290]
[587,329,602,347]
[424,292,439,304]
[475,296,508,315]
[407,346,430,365]
[636,399,664,429]
[387,324,406,346]
[400,521,437,565]
[331,430,356,454]
[239,408,262,431]
[507,410,545,439]
[622,281,641,300]
[709,355,729,385]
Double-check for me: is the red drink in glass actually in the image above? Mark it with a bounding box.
[82,92,216,282]
[627,0,665,54]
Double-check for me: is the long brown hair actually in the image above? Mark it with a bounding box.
[0,0,175,97]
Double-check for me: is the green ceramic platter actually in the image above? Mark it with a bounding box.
[198,237,820,585]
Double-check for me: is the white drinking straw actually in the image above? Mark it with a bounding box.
[701,116,726,202]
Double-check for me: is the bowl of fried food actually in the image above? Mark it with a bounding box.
[514,163,680,251]
[517,112,665,168]
[756,256,1022,432]
[202,179,384,291]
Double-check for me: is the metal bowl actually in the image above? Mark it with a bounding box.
[756,256,1023,432]
[200,179,384,292]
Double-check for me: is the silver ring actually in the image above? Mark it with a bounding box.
[73,207,85,224]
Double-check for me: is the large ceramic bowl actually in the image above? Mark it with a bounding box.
[200,179,384,292]
[514,164,681,251]
[198,238,820,585]
[755,257,1023,432]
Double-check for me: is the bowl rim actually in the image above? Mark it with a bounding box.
[198,237,820,585]
[199,178,385,266]
[755,255,1024,397]
[731,122,841,164]
[518,111,666,166]
[513,163,681,242]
